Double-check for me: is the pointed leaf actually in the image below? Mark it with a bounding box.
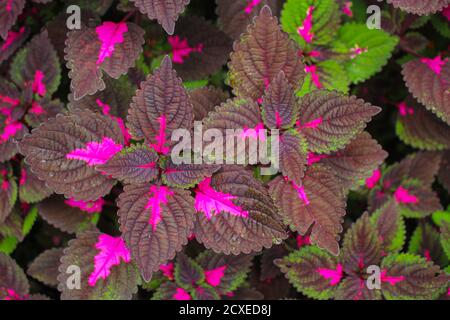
[162,159,221,189]
[175,253,204,289]
[278,130,308,186]
[228,6,305,101]
[0,26,28,65]
[408,223,448,267]
[275,246,341,300]
[130,0,190,35]
[381,253,447,300]
[402,57,450,125]
[334,276,382,300]
[118,184,195,281]
[19,109,123,201]
[57,229,139,300]
[190,86,229,121]
[0,253,29,299]
[194,167,287,255]
[269,164,346,255]
[0,0,25,40]
[319,131,388,190]
[19,163,53,204]
[127,56,193,153]
[296,90,381,154]
[171,16,232,81]
[97,144,159,185]
[27,248,64,287]
[24,99,65,129]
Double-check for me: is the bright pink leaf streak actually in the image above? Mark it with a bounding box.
[204,266,227,287]
[304,65,322,89]
[160,263,174,280]
[365,169,381,189]
[443,6,450,21]
[6,0,13,11]
[316,264,343,286]
[88,234,131,287]
[1,27,25,51]
[173,288,191,300]
[244,0,262,14]
[96,99,131,145]
[19,168,26,186]
[145,185,174,230]
[296,117,322,130]
[29,101,45,115]
[96,22,128,65]
[297,6,314,43]
[150,115,170,155]
[168,36,203,64]
[397,102,414,117]
[380,270,405,286]
[2,289,28,300]
[393,186,418,204]
[307,153,329,165]
[241,122,266,141]
[64,198,105,213]
[32,70,46,97]
[0,121,23,144]
[195,177,249,220]
[420,56,448,75]
[342,1,353,17]
[66,137,123,166]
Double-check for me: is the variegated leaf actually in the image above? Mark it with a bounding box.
[27,248,64,287]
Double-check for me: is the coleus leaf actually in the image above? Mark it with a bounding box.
[24,99,65,129]
[0,0,25,40]
[334,276,382,300]
[97,144,159,185]
[296,90,381,154]
[228,6,305,102]
[341,213,382,276]
[27,248,64,287]
[380,253,447,300]
[129,0,190,35]
[66,21,144,100]
[370,200,406,254]
[64,0,115,16]
[0,165,17,224]
[192,285,221,300]
[278,130,308,186]
[162,158,221,189]
[127,56,193,154]
[189,86,229,121]
[216,0,279,40]
[441,222,450,260]
[438,151,450,194]
[171,16,232,81]
[380,0,450,15]
[19,109,123,201]
[281,0,341,47]
[118,184,195,281]
[0,26,28,65]
[10,30,61,98]
[311,60,351,94]
[261,71,298,129]
[0,117,27,163]
[269,164,346,256]
[174,253,204,289]
[0,252,29,300]
[402,57,450,125]
[332,23,398,84]
[38,196,100,234]
[19,162,53,204]
[194,167,287,255]
[275,246,341,300]
[196,251,253,294]
[57,229,140,300]
[396,99,450,150]
[260,244,288,281]
[318,131,388,191]
[408,223,448,267]
[394,182,442,218]
[152,281,192,300]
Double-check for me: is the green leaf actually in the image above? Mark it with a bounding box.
[281,0,340,47]
[441,222,450,261]
[332,23,398,84]
[370,201,405,253]
[431,15,450,39]
[316,60,351,93]
[0,236,18,255]
[22,207,38,238]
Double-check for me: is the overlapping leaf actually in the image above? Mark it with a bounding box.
[278,130,308,186]
[228,6,305,101]
[98,144,159,185]
[27,248,64,287]
[57,229,140,300]
[0,0,25,40]
[174,253,204,289]
[438,150,450,193]
[20,109,123,201]
[334,276,382,300]
[380,0,450,15]
[0,166,17,224]
[0,252,29,299]
[66,21,144,100]
[171,16,232,81]
[0,26,29,65]
[127,56,193,152]
[38,196,100,234]
[162,158,221,189]
[118,184,195,281]
[24,99,65,129]
[296,90,381,154]
[275,246,340,300]
[19,162,53,204]
[189,86,229,121]
[130,0,190,35]
[269,164,346,255]
[402,58,450,125]
[409,223,448,267]
[319,132,388,190]
[194,167,287,255]
[370,201,405,253]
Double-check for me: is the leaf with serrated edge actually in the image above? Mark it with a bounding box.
[408,223,448,267]
[370,200,405,253]
[175,253,204,289]
[57,229,139,300]
[162,158,221,189]
[269,164,346,256]
[382,0,450,15]
[335,276,382,300]
[0,0,25,40]
[19,163,53,204]
[0,253,29,299]
[279,130,308,186]
[296,90,381,154]
[228,6,305,101]
[190,86,229,121]
[118,184,195,281]
[27,248,64,287]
